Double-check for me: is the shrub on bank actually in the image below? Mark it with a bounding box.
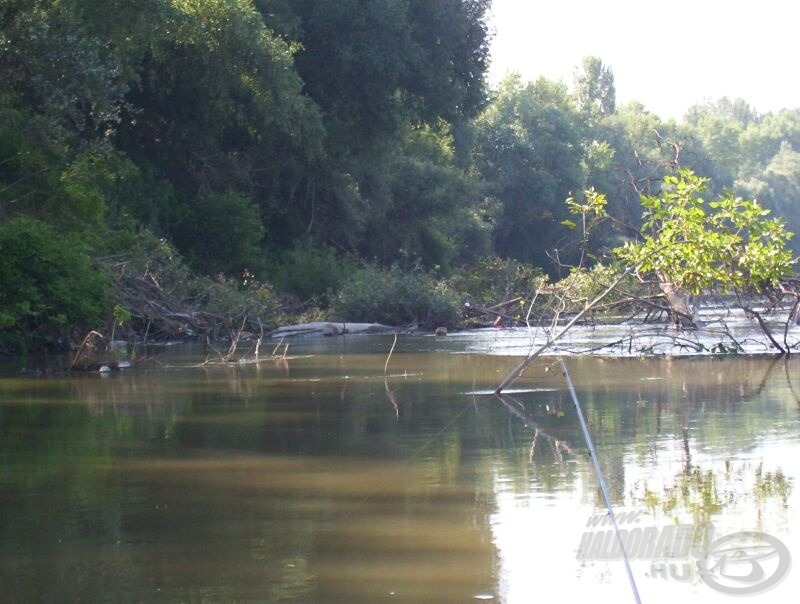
[273,239,356,305]
[335,265,459,328]
[172,192,266,276]
[448,256,545,305]
[0,217,109,351]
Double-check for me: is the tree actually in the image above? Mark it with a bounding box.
[473,75,585,269]
[288,0,490,149]
[495,170,798,392]
[573,56,615,120]
[110,0,326,260]
[583,101,720,236]
[356,123,489,270]
[0,0,129,141]
[616,170,795,331]
[281,0,491,263]
[739,109,800,171]
[172,192,266,276]
[684,100,750,187]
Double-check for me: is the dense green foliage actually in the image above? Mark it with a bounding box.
[335,265,459,328]
[172,192,266,275]
[616,170,795,294]
[0,218,108,350]
[273,238,355,304]
[2,1,799,350]
[473,75,585,266]
[447,256,544,306]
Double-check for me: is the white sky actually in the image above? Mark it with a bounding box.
[487,0,800,120]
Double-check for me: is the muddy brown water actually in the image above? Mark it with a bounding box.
[1,334,799,602]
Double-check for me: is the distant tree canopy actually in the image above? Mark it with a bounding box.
[574,56,616,120]
[288,0,490,146]
[473,75,585,268]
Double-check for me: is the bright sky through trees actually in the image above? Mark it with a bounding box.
[488,0,800,120]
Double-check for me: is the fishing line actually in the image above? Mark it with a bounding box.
[559,357,642,604]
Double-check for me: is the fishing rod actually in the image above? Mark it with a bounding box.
[559,357,642,604]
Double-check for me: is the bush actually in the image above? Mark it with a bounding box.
[335,265,459,327]
[448,256,544,305]
[0,217,109,351]
[273,239,355,304]
[172,192,265,276]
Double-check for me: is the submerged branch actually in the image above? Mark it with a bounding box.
[739,301,786,355]
[494,394,574,460]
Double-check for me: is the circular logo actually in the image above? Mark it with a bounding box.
[699,531,792,596]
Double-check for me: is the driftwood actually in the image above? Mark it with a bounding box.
[68,331,108,371]
[109,258,277,343]
[113,268,209,339]
[495,269,632,393]
[658,279,701,328]
[269,322,395,339]
[68,331,138,372]
[190,335,303,368]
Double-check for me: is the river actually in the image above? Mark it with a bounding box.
[1,333,799,602]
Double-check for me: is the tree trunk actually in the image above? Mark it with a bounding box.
[658,279,701,328]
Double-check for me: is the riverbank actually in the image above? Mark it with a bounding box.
[3,228,798,366]
[0,236,543,357]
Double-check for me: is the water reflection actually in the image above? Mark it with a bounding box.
[0,343,799,602]
[488,356,800,602]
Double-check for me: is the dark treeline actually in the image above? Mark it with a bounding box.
[2,1,800,351]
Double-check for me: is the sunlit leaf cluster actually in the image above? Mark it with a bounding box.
[616,170,795,294]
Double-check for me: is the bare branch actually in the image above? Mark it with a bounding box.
[495,268,632,393]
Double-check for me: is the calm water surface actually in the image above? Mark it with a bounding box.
[1,334,799,603]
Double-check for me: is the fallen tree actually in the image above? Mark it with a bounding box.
[105,235,290,344]
[496,169,800,393]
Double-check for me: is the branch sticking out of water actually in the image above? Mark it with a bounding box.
[495,269,631,393]
[68,331,107,371]
[384,333,398,376]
